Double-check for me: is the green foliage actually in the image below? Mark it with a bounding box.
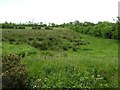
[32,26,41,29]
[116,21,120,40]
[72,46,79,51]
[18,26,25,29]
[1,20,118,40]
[66,21,118,40]
[32,27,37,29]
[2,22,14,29]
[8,38,16,44]
[27,55,118,88]
[2,54,29,89]
[2,29,87,51]
[2,26,118,88]
[1,22,26,29]
[45,26,53,30]
[2,31,118,88]
[38,26,41,29]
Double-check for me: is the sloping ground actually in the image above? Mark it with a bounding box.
[2,29,118,88]
[2,29,88,51]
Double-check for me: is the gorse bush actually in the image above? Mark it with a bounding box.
[2,54,29,89]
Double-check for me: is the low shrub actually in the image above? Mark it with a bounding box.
[15,27,17,29]
[45,26,53,30]
[32,26,41,29]
[18,26,25,29]
[32,27,37,29]
[2,54,29,89]
[72,46,79,51]
[8,38,16,44]
[38,26,41,29]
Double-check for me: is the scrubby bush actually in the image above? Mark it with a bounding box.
[72,46,79,51]
[18,26,25,29]
[8,38,16,44]
[2,29,88,51]
[2,22,14,29]
[62,46,68,51]
[32,26,41,29]
[32,27,37,29]
[2,54,29,89]
[2,24,14,29]
[28,37,34,41]
[45,26,53,30]
[15,27,18,29]
[38,26,41,29]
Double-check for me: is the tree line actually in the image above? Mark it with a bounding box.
[0,21,60,29]
[63,20,119,40]
[1,19,119,40]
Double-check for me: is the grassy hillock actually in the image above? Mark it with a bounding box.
[2,29,118,88]
[2,29,88,51]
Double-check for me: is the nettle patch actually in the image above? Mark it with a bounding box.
[2,29,89,51]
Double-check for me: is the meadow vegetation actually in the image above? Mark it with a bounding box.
[2,54,29,89]
[1,20,119,89]
[2,29,87,51]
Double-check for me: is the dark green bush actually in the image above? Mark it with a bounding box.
[32,40,48,50]
[17,52,27,58]
[32,41,41,49]
[8,38,16,44]
[2,54,29,89]
[63,46,68,51]
[15,27,17,29]
[38,26,41,29]
[18,26,25,29]
[2,23,14,29]
[8,38,15,42]
[72,46,79,51]
[28,37,34,41]
[32,27,37,29]
[45,26,53,30]
[32,26,41,29]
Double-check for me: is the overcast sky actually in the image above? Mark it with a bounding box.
[0,0,119,24]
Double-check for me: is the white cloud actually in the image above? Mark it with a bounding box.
[0,0,119,24]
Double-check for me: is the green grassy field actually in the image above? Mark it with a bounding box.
[2,29,118,88]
